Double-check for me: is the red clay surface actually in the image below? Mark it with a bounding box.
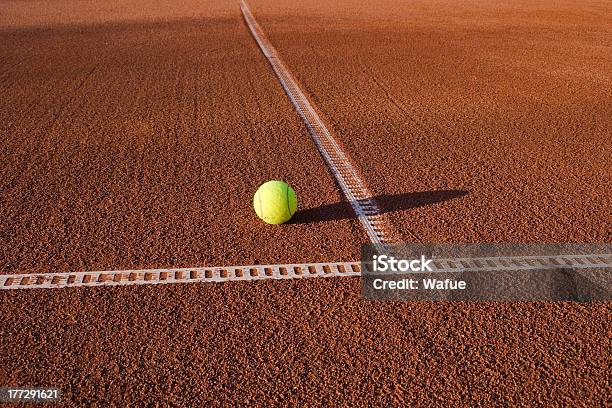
[0,10,363,274]
[1,0,610,406]
[253,0,612,243]
[3,282,610,406]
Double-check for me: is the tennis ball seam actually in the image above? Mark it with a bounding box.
[285,183,291,219]
[258,188,265,221]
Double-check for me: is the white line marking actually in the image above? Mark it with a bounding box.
[240,1,397,245]
[0,261,361,290]
[1,253,609,290]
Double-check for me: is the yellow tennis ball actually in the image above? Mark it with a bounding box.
[253,180,297,224]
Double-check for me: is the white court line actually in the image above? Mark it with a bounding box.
[240,0,397,246]
[0,261,361,290]
[1,254,609,290]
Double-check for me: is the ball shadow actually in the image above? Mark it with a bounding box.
[291,189,468,224]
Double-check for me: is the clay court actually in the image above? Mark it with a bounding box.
[0,0,610,405]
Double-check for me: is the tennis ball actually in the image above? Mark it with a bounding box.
[253,180,297,225]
